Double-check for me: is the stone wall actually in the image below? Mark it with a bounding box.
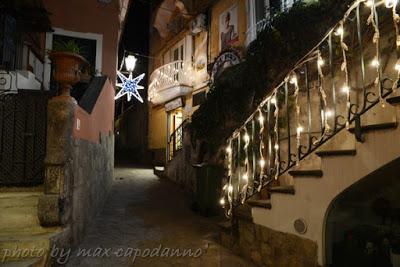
[70,132,114,245]
[221,220,319,267]
[165,130,197,193]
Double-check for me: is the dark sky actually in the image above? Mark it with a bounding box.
[116,0,151,116]
[119,0,150,79]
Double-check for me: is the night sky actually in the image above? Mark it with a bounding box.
[119,0,150,83]
[116,0,151,115]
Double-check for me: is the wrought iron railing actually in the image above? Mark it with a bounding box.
[221,0,400,216]
[167,119,189,161]
[148,60,194,103]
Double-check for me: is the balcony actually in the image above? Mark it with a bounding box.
[148,60,194,105]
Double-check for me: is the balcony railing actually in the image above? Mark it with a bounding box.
[221,0,400,217]
[148,60,194,104]
[167,119,189,161]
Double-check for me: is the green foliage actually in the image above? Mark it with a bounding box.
[189,0,353,152]
[53,40,82,55]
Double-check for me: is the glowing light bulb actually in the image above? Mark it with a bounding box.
[270,97,277,105]
[318,58,325,67]
[371,58,380,67]
[220,198,226,205]
[325,110,333,118]
[385,0,398,8]
[228,185,233,193]
[259,159,266,168]
[242,173,249,181]
[274,144,279,150]
[226,147,232,154]
[243,134,250,142]
[342,85,350,94]
[290,75,298,85]
[258,115,265,124]
[365,0,374,7]
[297,126,304,135]
[335,26,344,37]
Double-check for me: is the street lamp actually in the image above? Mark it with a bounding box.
[125,55,137,72]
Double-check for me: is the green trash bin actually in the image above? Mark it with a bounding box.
[193,164,224,217]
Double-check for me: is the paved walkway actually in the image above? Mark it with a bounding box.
[66,166,254,267]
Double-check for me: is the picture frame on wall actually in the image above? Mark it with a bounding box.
[219,4,239,52]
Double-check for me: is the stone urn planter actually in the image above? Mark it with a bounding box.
[49,51,86,96]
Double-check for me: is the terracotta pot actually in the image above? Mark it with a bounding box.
[49,52,86,96]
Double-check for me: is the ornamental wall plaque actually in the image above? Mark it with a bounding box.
[210,49,241,83]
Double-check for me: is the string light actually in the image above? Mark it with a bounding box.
[220,198,225,205]
[220,0,400,216]
[241,129,250,203]
[342,85,350,94]
[259,159,266,168]
[273,93,280,180]
[317,58,325,67]
[335,26,344,37]
[370,58,380,67]
[317,50,330,135]
[258,108,265,192]
[365,0,374,7]
[367,1,385,106]
[385,0,398,8]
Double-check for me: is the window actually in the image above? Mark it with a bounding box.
[247,0,298,45]
[44,28,103,90]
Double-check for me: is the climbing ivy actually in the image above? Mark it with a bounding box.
[189,0,354,153]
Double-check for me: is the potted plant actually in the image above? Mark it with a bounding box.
[49,40,86,96]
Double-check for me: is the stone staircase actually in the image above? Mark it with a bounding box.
[0,187,62,266]
[219,93,400,265]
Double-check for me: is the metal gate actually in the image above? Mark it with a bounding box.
[0,90,48,186]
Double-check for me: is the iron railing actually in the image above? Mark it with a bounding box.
[0,90,48,186]
[167,119,189,161]
[148,60,194,103]
[221,0,400,216]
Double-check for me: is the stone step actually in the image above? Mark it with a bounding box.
[246,198,272,209]
[268,186,295,195]
[386,95,400,105]
[0,192,42,232]
[316,149,356,157]
[0,229,60,263]
[317,130,356,157]
[349,121,398,132]
[288,169,323,178]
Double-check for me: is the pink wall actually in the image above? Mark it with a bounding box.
[43,0,121,83]
[73,79,115,143]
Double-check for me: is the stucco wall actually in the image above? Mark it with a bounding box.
[148,105,167,150]
[43,0,120,83]
[209,0,247,60]
[252,104,400,265]
[73,79,115,143]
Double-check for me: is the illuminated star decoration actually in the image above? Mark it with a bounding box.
[115,70,145,103]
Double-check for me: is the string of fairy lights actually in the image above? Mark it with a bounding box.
[220,0,400,217]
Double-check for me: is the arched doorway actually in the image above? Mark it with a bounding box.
[325,158,400,267]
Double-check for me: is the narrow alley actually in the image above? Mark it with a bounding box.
[65,166,254,267]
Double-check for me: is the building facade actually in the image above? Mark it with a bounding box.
[0,0,130,265]
[148,0,297,165]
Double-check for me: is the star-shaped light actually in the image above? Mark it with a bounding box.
[115,70,145,103]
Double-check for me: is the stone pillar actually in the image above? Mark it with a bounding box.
[38,95,76,227]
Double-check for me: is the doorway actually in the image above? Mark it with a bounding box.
[325,158,400,267]
[167,108,183,160]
